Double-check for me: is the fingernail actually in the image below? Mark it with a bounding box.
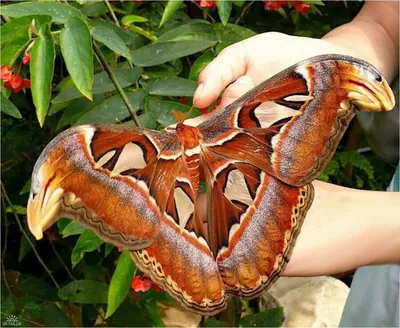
[193,83,204,103]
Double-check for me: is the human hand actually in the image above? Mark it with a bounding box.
[193,32,353,110]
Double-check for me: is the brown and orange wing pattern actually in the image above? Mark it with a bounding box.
[199,54,394,186]
[28,125,167,250]
[27,124,226,315]
[200,146,313,298]
[197,54,393,300]
[27,55,395,317]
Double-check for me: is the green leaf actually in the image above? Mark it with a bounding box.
[0,15,51,46]
[0,24,30,66]
[61,17,93,100]
[76,89,147,125]
[132,39,216,67]
[42,303,72,327]
[156,21,211,43]
[217,0,232,25]
[204,318,227,327]
[92,26,132,61]
[106,251,135,318]
[189,50,215,81]
[5,205,26,215]
[56,97,102,130]
[18,232,36,262]
[1,2,85,24]
[52,67,142,103]
[19,297,44,318]
[71,230,103,267]
[145,301,165,327]
[1,94,22,119]
[58,280,108,304]
[144,77,196,97]
[105,244,114,257]
[123,112,157,129]
[106,299,153,326]
[145,97,200,127]
[62,221,85,238]
[57,218,72,232]
[131,21,216,67]
[1,294,17,314]
[159,0,183,27]
[80,2,108,17]
[121,15,148,25]
[212,23,256,45]
[233,0,245,7]
[20,178,31,195]
[92,19,138,47]
[277,7,288,19]
[18,275,59,301]
[240,307,284,327]
[30,23,55,127]
[139,111,157,129]
[143,64,180,78]
[305,0,325,5]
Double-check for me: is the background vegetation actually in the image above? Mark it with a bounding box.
[1,1,394,326]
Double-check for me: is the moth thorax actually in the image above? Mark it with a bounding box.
[176,123,201,149]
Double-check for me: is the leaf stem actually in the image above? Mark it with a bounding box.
[191,1,216,23]
[93,42,142,127]
[103,0,134,68]
[0,182,60,289]
[235,1,255,25]
[49,239,76,281]
[128,25,157,42]
[104,0,121,27]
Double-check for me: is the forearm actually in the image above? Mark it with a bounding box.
[323,1,399,83]
[284,180,400,276]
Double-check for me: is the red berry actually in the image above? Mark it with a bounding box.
[131,275,153,292]
[293,2,311,15]
[22,55,31,65]
[264,0,287,11]
[10,75,24,93]
[199,0,216,8]
[23,79,31,89]
[0,65,13,82]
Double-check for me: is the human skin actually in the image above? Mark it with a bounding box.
[189,1,400,275]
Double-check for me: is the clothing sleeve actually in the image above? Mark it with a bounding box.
[357,77,399,165]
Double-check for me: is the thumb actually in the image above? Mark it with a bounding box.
[215,75,255,112]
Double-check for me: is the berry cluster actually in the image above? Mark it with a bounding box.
[264,1,311,15]
[1,55,31,93]
[131,274,162,292]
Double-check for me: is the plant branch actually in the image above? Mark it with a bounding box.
[235,1,255,25]
[191,1,215,23]
[49,239,76,281]
[0,182,60,289]
[93,42,142,127]
[104,0,120,27]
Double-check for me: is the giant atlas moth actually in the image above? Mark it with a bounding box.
[27,54,394,315]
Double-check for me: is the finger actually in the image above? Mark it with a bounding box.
[215,75,255,112]
[193,43,248,108]
[183,76,254,127]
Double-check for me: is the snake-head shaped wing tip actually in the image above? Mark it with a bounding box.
[27,125,159,249]
[310,54,395,113]
[347,59,395,112]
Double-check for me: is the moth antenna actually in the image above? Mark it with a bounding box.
[172,105,195,123]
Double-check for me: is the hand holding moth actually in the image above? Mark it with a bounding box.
[27,55,395,315]
[193,2,398,110]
